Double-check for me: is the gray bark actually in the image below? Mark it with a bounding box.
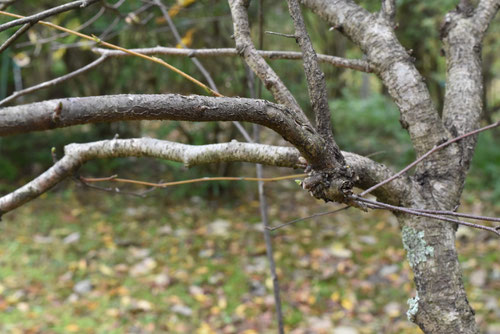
[299,0,499,332]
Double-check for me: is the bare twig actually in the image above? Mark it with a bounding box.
[80,173,306,187]
[250,17,285,325]
[360,121,500,197]
[405,208,500,223]
[76,175,156,198]
[265,31,296,39]
[352,195,500,237]
[0,0,101,33]
[0,22,33,53]
[0,10,222,97]
[14,6,106,49]
[0,55,108,106]
[268,205,350,231]
[93,46,373,72]
[256,161,285,334]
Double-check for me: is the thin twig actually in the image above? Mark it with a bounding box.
[0,10,222,97]
[80,173,307,187]
[93,47,374,72]
[14,6,106,49]
[360,121,500,197]
[251,12,285,325]
[265,31,296,39]
[0,0,101,33]
[0,22,33,53]
[267,206,350,231]
[405,208,500,223]
[0,55,108,106]
[352,195,500,237]
[256,160,285,333]
[76,176,157,198]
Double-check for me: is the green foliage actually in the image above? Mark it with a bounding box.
[465,131,500,199]
[330,91,415,168]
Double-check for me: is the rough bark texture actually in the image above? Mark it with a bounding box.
[229,0,355,202]
[299,0,499,332]
[0,94,324,163]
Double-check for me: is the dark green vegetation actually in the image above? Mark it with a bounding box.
[1,185,499,333]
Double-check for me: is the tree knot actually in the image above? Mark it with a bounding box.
[301,166,354,204]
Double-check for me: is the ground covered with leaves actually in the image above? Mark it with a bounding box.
[0,181,499,334]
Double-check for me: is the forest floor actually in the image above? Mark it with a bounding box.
[0,180,499,334]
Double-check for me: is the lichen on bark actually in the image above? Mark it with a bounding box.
[401,226,434,267]
[407,293,420,322]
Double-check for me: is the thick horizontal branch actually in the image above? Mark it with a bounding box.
[0,139,303,215]
[0,0,100,32]
[0,94,327,165]
[0,138,401,216]
[93,47,373,72]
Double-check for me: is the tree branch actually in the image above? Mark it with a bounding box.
[0,48,372,106]
[0,138,402,216]
[228,0,307,121]
[0,94,329,164]
[0,22,33,53]
[475,0,500,34]
[300,0,449,159]
[93,46,373,72]
[441,0,499,171]
[0,139,304,216]
[286,0,334,141]
[380,0,396,23]
[0,56,108,106]
[0,0,101,33]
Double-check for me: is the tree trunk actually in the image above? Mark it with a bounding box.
[399,188,478,333]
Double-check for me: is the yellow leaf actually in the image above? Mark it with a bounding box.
[178,0,196,6]
[341,297,354,311]
[330,291,340,302]
[196,322,216,334]
[242,330,258,334]
[176,28,196,48]
[65,324,80,332]
[99,264,114,276]
[168,5,181,17]
[235,304,246,317]
[52,48,66,61]
[217,297,227,309]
